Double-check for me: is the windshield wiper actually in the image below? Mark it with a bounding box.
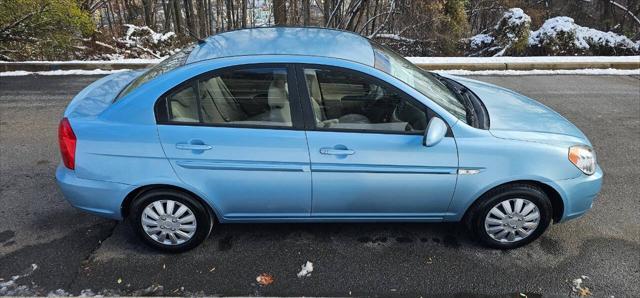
[435,76,479,127]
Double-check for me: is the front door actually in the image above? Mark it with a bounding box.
[298,65,458,220]
[156,64,312,220]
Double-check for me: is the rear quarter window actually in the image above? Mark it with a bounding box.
[115,44,196,101]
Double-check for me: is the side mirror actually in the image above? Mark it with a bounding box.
[423,117,448,147]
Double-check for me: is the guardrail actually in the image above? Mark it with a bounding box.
[1,56,638,72]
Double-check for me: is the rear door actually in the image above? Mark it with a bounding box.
[156,64,312,220]
[296,65,458,220]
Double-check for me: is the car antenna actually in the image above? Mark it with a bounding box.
[182,26,206,44]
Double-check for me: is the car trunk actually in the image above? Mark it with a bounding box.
[64,70,145,119]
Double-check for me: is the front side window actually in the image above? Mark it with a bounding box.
[303,67,428,133]
[158,66,293,128]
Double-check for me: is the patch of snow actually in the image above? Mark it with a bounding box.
[469,34,494,50]
[0,264,38,296]
[296,261,314,278]
[374,34,416,43]
[493,47,507,57]
[122,24,175,46]
[499,8,531,29]
[0,58,163,64]
[530,16,639,51]
[48,289,71,296]
[407,56,640,64]
[436,68,640,76]
[0,69,130,76]
[571,275,592,296]
[78,289,97,297]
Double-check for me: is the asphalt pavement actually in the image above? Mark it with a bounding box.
[0,74,638,296]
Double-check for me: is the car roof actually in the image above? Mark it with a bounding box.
[185,27,376,66]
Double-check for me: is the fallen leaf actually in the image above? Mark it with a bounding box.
[256,273,274,286]
[571,277,592,297]
[577,287,592,297]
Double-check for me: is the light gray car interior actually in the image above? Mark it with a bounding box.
[168,71,293,126]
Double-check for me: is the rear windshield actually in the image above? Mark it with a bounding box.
[115,44,195,101]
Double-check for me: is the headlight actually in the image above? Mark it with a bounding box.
[568,145,596,175]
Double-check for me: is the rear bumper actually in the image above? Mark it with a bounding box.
[56,165,130,220]
[555,165,603,222]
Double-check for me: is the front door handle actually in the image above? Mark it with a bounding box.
[320,148,355,155]
[176,143,212,151]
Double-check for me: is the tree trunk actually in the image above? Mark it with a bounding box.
[241,0,247,28]
[197,0,207,37]
[183,0,198,35]
[274,0,287,25]
[302,0,310,25]
[225,0,233,30]
[163,0,173,31]
[142,0,154,29]
[324,0,331,25]
[173,0,183,34]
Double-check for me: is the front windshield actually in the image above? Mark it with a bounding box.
[115,43,196,101]
[372,44,467,122]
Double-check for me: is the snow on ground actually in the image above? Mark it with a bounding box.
[437,68,640,76]
[407,55,640,64]
[0,69,130,76]
[0,264,38,296]
[0,58,162,64]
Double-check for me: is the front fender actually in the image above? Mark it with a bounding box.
[445,135,583,221]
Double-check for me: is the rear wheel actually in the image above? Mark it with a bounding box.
[130,189,212,252]
[467,184,552,249]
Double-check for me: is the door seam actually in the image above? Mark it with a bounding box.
[303,130,314,216]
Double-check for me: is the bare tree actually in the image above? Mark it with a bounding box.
[302,0,310,25]
[274,0,287,25]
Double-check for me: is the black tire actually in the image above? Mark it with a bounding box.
[130,189,212,253]
[466,184,552,249]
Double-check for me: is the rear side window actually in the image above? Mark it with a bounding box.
[165,85,199,123]
[156,66,294,128]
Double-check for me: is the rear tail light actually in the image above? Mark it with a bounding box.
[58,118,76,170]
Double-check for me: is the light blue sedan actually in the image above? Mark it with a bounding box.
[56,27,603,252]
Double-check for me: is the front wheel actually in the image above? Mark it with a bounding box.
[130,189,212,253]
[467,184,552,249]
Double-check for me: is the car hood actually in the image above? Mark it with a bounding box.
[445,75,589,143]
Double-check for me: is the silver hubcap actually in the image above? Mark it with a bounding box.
[141,200,197,245]
[484,198,540,243]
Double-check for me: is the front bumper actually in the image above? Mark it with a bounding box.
[554,165,603,222]
[55,165,131,220]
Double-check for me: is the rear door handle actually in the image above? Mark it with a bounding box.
[320,148,355,155]
[176,143,212,151]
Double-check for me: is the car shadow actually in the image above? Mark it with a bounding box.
[111,220,477,255]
